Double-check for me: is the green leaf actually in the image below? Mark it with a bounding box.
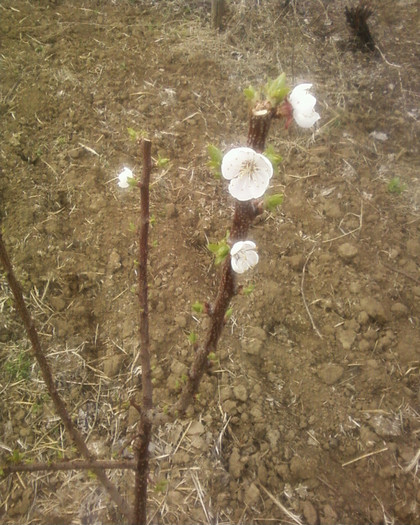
[243,283,255,295]
[387,177,406,194]
[225,307,233,319]
[207,144,223,178]
[127,127,139,141]
[264,73,289,105]
[265,193,284,211]
[192,301,204,313]
[188,332,197,344]
[156,154,170,168]
[154,480,168,493]
[264,144,283,170]
[244,85,260,104]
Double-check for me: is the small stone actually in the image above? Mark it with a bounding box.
[242,338,263,355]
[290,456,310,480]
[103,354,124,377]
[165,202,177,218]
[220,386,232,402]
[369,415,401,437]
[175,315,187,329]
[318,363,344,385]
[396,340,419,364]
[360,297,389,323]
[369,131,388,141]
[245,483,260,506]
[108,249,121,273]
[336,328,356,350]
[229,447,244,478]
[302,501,318,525]
[391,302,408,317]
[233,384,248,402]
[247,326,267,341]
[338,242,358,262]
[188,421,205,435]
[287,254,305,271]
[406,239,420,257]
[50,295,66,312]
[257,463,268,484]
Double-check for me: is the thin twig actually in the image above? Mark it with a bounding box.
[2,459,136,476]
[0,233,131,520]
[259,484,303,525]
[301,244,323,338]
[342,446,389,467]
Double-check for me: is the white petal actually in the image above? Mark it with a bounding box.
[221,147,256,181]
[231,240,256,255]
[230,241,259,274]
[228,171,270,201]
[118,167,133,188]
[289,83,313,105]
[294,109,320,128]
[289,83,320,128]
[222,147,273,201]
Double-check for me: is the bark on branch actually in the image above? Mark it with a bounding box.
[0,233,131,520]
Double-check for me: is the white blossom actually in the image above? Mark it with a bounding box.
[117,167,134,188]
[289,83,320,128]
[230,240,259,274]
[221,147,273,201]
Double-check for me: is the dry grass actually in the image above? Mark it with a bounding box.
[1,0,419,523]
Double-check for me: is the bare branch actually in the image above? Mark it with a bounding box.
[133,138,153,525]
[0,233,131,520]
[1,459,136,476]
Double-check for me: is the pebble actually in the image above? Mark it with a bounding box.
[338,242,358,262]
[242,338,263,356]
[245,483,260,506]
[174,315,187,329]
[107,249,121,273]
[359,297,389,323]
[165,202,177,218]
[233,384,248,402]
[369,414,401,437]
[188,421,205,435]
[229,447,244,478]
[290,456,309,480]
[103,354,124,377]
[317,363,344,385]
[406,238,420,257]
[396,339,419,364]
[302,501,318,525]
[391,302,408,317]
[336,328,356,350]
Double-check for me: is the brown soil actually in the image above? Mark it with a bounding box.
[1,1,419,524]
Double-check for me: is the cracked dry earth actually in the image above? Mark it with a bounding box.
[0,1,419,524]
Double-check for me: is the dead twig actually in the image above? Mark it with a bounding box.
[2,459,136,476]
[301,244,323,338]
[0,233,131,520]
[342,446,389,467]
[132,138,153,525]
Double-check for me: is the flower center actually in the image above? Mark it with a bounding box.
[239,160,257,180]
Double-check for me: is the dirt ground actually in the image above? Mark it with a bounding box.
[0,1,419,524]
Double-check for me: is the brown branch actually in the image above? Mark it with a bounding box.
[132,138,153,525]
[2,459,136,476]
[0,233,131,520]
[175,108,272,415]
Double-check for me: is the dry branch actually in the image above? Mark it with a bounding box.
[2,459,136,476]
[132,138,153,525]
[0,233,131,521]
